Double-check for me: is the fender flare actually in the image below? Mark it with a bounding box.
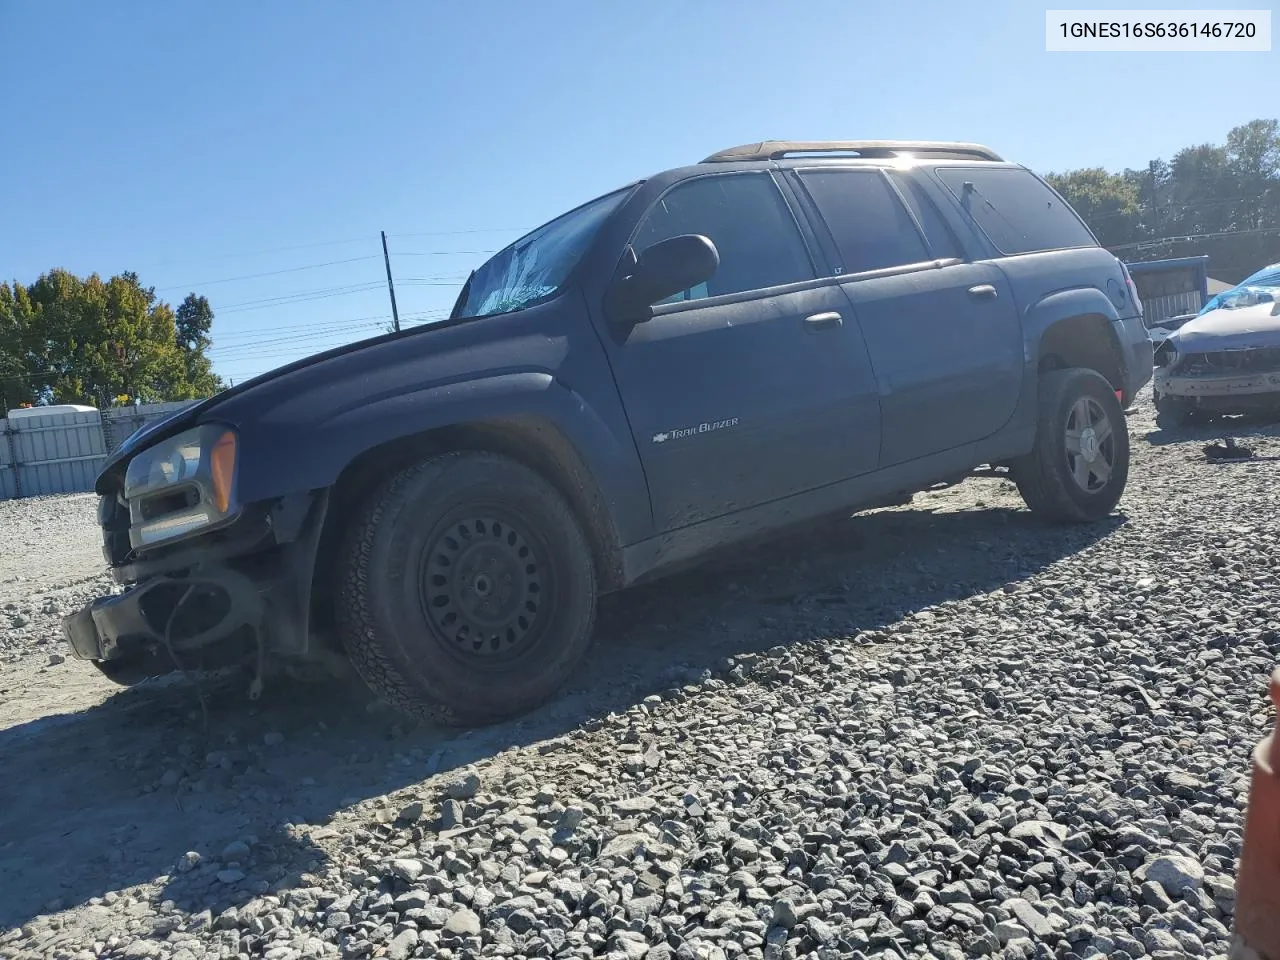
[1023,287,1123,356]
[234,369,652,548]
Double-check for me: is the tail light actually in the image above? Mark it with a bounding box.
[1118,260,1144,319]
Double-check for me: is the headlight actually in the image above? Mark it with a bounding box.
[123,424,239,548]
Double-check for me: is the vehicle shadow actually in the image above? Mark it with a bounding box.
[0,496,1123,934]
[1143,412,1280,447]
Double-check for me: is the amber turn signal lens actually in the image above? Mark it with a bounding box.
[209,431,237,513]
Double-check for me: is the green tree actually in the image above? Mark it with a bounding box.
[1045,118,1280,280]
[1044,167,1144,245]
[174,293,224,397]
[0,282,40,411]
[1225,119,1280,229]
[5,269,222,407]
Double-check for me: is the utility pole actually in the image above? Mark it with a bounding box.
[1148,161,1161,240]
[381,230,401,333]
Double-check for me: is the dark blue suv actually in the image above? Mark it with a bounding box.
[64,140,1153,724]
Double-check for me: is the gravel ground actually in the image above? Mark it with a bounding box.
[0,392,1277,960]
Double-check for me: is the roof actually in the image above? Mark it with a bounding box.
[701,140,1004,164]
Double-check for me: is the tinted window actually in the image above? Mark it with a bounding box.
[935,166,1097,255]
[888,172,962,260]
[631,174,813,303]
[797,170,931,274]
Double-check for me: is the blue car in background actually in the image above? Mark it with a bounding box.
[1199,261,1280,315]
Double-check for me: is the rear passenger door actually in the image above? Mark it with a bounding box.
[598,171,882,532]
[785,166,1024,467]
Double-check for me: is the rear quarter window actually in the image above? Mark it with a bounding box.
[935,166,1097,256]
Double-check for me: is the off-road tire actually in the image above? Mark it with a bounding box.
[337,451,597,726]
[1013,367,1130,523]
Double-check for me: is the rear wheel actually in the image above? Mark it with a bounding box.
[337,451,597,725]
[1013,368,1130,523]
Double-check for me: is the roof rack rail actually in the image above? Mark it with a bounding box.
[702,140,1004,164]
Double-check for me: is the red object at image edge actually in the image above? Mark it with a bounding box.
[1233,667,1280,960]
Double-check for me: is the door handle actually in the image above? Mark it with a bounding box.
[968,284,998,300]
[804,311,843,332]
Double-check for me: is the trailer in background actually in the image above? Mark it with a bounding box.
[1123,255,1211,327]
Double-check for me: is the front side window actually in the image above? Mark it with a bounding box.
[797,169,932,274]
[935,166,1097,256]
[630,173,813,304]
[454,187,633,319]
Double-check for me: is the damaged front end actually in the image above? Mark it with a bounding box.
[61,422,329,690]
[1153,289,1280,418]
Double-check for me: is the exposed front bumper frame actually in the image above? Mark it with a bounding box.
[61,489,329,668]
[61,565,263,663]
[1156,369,1280,400]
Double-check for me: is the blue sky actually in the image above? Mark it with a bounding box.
[2,0,1275,386]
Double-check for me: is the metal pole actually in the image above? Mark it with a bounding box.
[381,230,401,333]
[3,419,20,499]
[1149,161,1161,240]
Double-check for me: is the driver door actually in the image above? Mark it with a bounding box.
[598,171,883,532]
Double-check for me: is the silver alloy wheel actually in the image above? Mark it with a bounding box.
[1063,396,1115,493]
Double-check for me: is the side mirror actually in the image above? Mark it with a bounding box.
[607,234,719,324]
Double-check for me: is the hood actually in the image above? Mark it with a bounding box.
[1171,293,1280,353]
[97,322,451,489]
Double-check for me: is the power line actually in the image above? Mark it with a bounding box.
[215,283,387,314]
[387,228,527,238]
[130,235,380,271]
[214,282,385,310]
[1110,224,1280,252]
[156,256,383,291]
[209,323,391,357]
[392,250,497,257]
[207,314,396,340]
[1085,195,1265,223]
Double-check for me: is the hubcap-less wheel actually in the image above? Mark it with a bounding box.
[421,515,545,660]
[1064,396,1115,492]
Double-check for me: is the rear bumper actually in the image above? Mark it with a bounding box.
[1115,315,1154,402]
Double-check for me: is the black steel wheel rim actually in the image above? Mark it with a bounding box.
[418,512,550,662]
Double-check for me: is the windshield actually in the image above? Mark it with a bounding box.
[453,187,633,319]
[1199,263,1280,315]
[1209,285,1280,311]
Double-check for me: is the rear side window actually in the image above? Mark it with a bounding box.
[796,170,931,274]
[887,172,963,260]
[935,166,1097,255]
[630,173,814,303]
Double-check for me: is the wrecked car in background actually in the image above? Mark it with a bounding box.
[1154,285,1280,425]
[1197,260,1280,316]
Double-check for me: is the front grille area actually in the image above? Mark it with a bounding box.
[1177,347,1280,376]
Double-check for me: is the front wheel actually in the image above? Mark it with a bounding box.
[1013,368,1130,523]
[337,451,597,726]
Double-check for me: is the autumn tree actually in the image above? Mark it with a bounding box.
[0,270,222,408]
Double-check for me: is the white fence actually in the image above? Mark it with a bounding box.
[0,401,199,500]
